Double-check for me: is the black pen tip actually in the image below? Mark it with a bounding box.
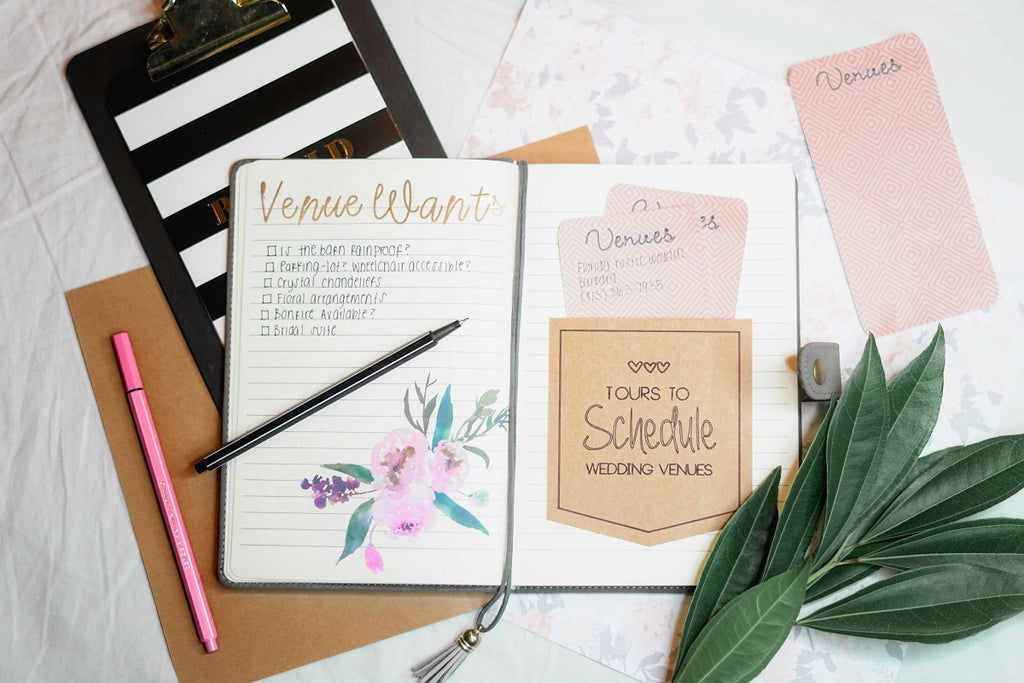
[433,319,465,341]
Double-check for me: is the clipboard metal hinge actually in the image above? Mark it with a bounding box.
[146,0,291,82]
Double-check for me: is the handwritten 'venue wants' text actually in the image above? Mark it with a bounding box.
[258,179,504,226]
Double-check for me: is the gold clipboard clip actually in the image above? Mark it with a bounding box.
[146,0,291,81]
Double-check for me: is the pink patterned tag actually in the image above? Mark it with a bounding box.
[558,190,747,318]
[789,33,997,336]
[604,184,741,219]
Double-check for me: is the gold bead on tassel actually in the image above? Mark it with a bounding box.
[411,627,482,683]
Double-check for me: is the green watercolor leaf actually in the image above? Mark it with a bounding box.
[673,467,781,672]
[403,388,423,432]
[761,400,834,581]
[337,499,374,563]
[487,407,509,431]
[434,491,488,535]
[858,518,1024,573]
[799,564,1024,643]
[814,335,891,569]
[478,389,499,407]
[463,445,491,468]
[863,435,1024,544]
[322,463,373,483]
[422,395,438,438]
[673,563,809,683]
[431,385,454,449]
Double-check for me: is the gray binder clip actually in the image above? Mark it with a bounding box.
[146,0,291,82]
[798,342,841,401]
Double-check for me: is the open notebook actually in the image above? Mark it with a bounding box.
[219,158,799,589]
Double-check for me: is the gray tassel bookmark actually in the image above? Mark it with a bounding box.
[411,571,511,682]
[413,376,517,682]
[411,628,481,683]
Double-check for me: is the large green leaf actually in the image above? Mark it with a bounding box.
[799,564,1024,643]
[762,400,834,581]
[673,563,809,683]
[858,518,1024,573]
[804,562,879,603]
[814,335,891,569]
[863,435,1024,543]
[844,327,945,539]
[673,467,781,671]
[880,327,945,461]
[337,499,374,563]
[861,441,966,531]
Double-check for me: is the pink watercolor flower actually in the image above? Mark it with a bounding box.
[429,440,471,493]
[364,544,384,574]
[373,485,437,539]
[370,428,429,492]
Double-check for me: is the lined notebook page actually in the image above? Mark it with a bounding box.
[511,164,799,588]
[221,159,520,587]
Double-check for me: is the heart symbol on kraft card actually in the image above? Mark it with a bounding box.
[628,360,671,374]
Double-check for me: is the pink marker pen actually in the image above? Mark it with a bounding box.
[112,332,219,653]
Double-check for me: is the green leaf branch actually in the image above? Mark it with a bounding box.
[673,326,1024,682]
[403,375,508,467]
[404,374,439,435]
[452,388,510,444]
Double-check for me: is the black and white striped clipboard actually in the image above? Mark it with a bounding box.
[67,0,444,411]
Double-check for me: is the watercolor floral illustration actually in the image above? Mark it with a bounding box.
[299,375,508,573]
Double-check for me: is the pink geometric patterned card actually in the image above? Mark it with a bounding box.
[604,183,744,221]
[558,188,748,318]
[789,33,998,336]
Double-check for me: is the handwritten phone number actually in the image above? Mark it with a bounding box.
[580,280,664,301]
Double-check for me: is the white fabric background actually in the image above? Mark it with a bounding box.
[2,0,1023,680]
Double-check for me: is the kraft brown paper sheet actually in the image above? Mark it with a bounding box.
[65,127,599,681]
[67,266,485,681]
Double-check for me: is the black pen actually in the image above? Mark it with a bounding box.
[194,319,466,473]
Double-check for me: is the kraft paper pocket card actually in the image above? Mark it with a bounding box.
[789,33,998,336]
[547,318,752,546]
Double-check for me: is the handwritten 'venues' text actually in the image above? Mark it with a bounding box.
[815,57,902,91]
